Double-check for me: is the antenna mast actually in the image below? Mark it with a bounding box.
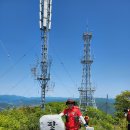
[105,94,108,114]
[37,0,52,110]
[78,31,97,110]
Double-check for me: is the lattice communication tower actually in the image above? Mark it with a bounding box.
[78,31,97,110]
[37,0,52,110]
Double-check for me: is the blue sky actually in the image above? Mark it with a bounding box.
[0,0,130,98]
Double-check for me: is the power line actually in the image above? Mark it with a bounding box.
[0,40,13,64]
[51,45,77,88]
[0,42,37,80]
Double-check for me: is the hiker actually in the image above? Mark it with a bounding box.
[124,108,130,130]
[127,109,130,130]
[59,99,89,130]
[84,114,89,125]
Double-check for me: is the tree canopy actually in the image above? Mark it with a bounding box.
[114,90,130,118]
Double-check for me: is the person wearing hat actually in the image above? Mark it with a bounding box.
[59,99,89,130]
[84,113,89,125]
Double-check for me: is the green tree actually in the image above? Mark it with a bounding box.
[115,90,130,117]
[114,90,130,129]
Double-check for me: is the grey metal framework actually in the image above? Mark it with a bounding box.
[37,0,52,110]
[78,32,96,110]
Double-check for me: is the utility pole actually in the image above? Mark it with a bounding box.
[105,94,108,114]
[37,0,52,110]
[78,31,96,110]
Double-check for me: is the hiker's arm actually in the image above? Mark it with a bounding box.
[59,112,64,116]
[79,116,89,127]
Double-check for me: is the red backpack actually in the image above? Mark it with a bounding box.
[127,111,130,121]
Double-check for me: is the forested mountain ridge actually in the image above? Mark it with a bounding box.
[0,91,130,130]
[0,95,115,114]
[0,102,126,130]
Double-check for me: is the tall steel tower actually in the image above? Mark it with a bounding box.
[78,31,96,110]
[37,0,52,109]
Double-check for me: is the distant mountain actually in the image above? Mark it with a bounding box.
[95,98,115,115]
[0,95,40,106]
[0,102,13,111]
[0,95,68,106]
[0,95,115,114]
